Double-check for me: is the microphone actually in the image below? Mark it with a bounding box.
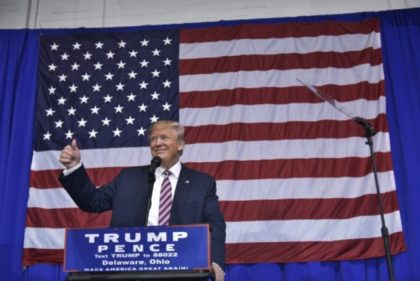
[353,116,377,137]
[145,156,162,225]
[149,156,161,174]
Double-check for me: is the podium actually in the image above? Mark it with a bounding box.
[64,225,211,281]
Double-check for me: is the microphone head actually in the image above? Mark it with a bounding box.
[149,156,162,174]
[151,156,161,167]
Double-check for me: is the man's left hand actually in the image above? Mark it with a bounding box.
[211,262,224,281]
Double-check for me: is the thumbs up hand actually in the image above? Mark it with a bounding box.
[59,139,81,169]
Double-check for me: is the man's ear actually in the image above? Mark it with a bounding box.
[178,143,184,152]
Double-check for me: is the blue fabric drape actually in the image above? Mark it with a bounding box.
[1,7,420,281]
[0,30,39,281]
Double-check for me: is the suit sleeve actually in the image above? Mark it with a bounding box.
[204,177,226,268]
[58,164,118,212]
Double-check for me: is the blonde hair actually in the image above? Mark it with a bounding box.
[148,120,185,154]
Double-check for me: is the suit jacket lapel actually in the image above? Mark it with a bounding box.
[170,166,192,224]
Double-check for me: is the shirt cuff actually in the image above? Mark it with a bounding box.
[62,162,82,176]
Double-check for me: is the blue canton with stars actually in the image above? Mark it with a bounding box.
[35,30,179,151]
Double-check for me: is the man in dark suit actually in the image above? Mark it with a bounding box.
[59,120,226,281]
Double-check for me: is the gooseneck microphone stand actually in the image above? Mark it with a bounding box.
[353,117,395,281]
[298,79,396,281]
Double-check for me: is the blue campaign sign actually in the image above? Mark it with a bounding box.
[64,224,210,272]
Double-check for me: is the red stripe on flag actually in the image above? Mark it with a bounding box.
[180,19,380,42]
[185,115,389,143]
[26,208,111,228]
[226,232,405,263]
[30,167,122,188]
[24,192,398,227]
[23,249,64,266]
[221,191,399,221]
[180,49,383,75]
[186,152,393,180]
[180,82,385,107]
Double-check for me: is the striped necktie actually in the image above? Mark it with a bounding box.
[159,170,172,225]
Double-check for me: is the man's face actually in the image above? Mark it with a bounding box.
[149,123,184,168]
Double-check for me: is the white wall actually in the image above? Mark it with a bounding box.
[1,0,420,29]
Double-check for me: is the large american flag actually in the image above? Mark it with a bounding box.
[23,18,405,266]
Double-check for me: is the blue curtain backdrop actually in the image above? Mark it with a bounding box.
[1,7,419,281]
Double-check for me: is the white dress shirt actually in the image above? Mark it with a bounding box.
[147,161,181,226]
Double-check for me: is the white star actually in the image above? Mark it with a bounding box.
[163,58,172,66]
[102,117,111,126]
[73,42,81,50]
[48,64,57,71]
[139,59,149,68]
[69,84,78,93]
[55,120,64,128]
[95,41,104,49]
[151,91,160,100]
[152,48,161,56]
[105,72,114,80]
[114,104,124,113]
[83,52,92,60]
[163,37,172,45]
[129,50,138,57]
[80,95,89,104]
[138,103,147,112]
[90,106,100,114]
[117,60,126,69]
[65,129,74,139]
[106,51,115,59]
[151,69,160,77]
[57,97,66,105]
[81,73,91,81]
[127,93,136,101]
[162,102,171,111]
[163,79,172,88]
[103,94,113,103]
[71,62,80,71]
[125,116,135,125]
[128,71,137,79]
[67,107,76,116]
[78,118,87,127]
[150,115,159,123]
[140,39,149,46]
[137,127,146,136]
[94,62,103,70]
[139,81,148,89]
[116,82,125,91]
[58,74,67,82]
[92,83,102,92]
[50,43,59,51]
[61,53,69,60]
[118,40,127,48]
[45,108,55,116]
[113,128,122,137]
[48,86,56,95]
[43,131,52,140]
[88,129,98,138]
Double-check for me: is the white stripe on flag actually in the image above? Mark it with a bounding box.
[29,132,390,171]
[179,64,384,92]
[29,170,396,209]
[24,211,402,249]
[180,96,387,126]
[180,32,381,59]
[24,227,65,249]
[226,211,403,243]
[27,187,78,208]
